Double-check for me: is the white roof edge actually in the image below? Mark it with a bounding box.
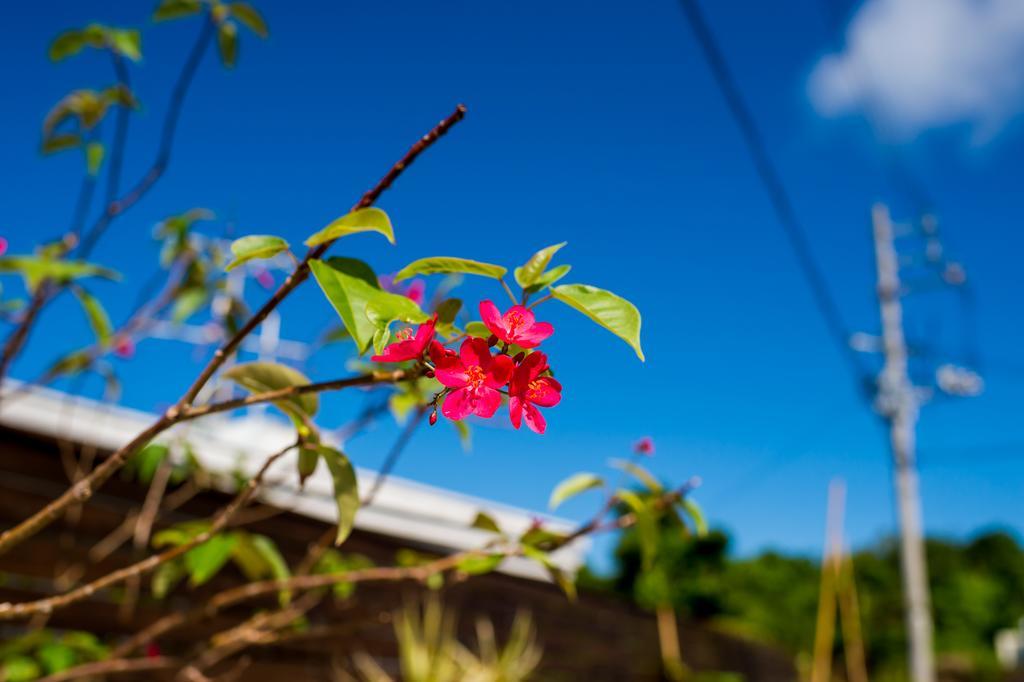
[0,383,589,581]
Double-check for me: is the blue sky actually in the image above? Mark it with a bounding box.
[1,0,1022,566]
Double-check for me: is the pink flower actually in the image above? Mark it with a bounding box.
[633,437,655,456]
[508,351,561,434]
[434,337,513,421]
[255,268,275,290]
[405,279,426,306]
[113,337,135,359]
[379,274,426,305]
[371,316,436,363]
[0,237,8,257]
[480,300,553,348]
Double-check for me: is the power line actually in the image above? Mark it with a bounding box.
[675,0,870,394]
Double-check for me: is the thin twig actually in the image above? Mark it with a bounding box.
[362,404,428,505]
[78,19,215,258]
[35,656,179,682]
[0,441,297,620]
[0,284,51,389]
[113,481,700,657]
[0,105,466,557]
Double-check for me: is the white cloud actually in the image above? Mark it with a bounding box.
[808,0,1024,141]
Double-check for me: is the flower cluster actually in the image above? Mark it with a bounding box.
[371,300,562,434]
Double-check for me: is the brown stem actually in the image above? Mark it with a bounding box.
[0,441,296,620]
[175,104,466,410]
[115,481,699,656]
[0,105,466,557]
[34,656,179,682]
[77,19,215,259]
[0,283,52,389]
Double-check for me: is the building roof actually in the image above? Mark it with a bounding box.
[0,384,587,581]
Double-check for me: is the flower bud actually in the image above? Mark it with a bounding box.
[513,352,525,364]
[487,334,499,347]
[429,409,438,426]
[425,369,435,378]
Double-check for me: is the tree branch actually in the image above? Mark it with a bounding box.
[107,481,700,659]
[0,441,297,620]
[78,18,216,258]
[0,105,466,557]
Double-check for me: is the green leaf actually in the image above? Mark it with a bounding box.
[434,298,462,337]
[85,141,105,176]
[49,30,86,62]
[514,242,567,289]
[0,256,119,292]
[2,656,41,682]
[313,549,374,599]
[42,133,82,154]
[317,445,359,545]
[217,21,238,67]
[551,284,644,361]
[679,498,708,537]
[171,287,207,322]
[465,321,489,339]
[185,533,239,586]
[110,29,142,61]
[309,257,383,354]
[526,264,571,292]
[153,0,202,21]
[61,632,108,659]
[457,553,504,576]
[225,234,289,271]
[365,291,429,354]
[471,511,502,534]
[549,472,605,510]
[70,285,112,346]
[129,443,170,484]
[611,459,662,493]
[521,546,576,601]
[394,257,506,282]
[304,207,395,247]
[223,361,319,420]
[238,534,292,605]
[152,520,208,548]
[37,643,76,674]
[151,559,186,598]
[230,2,269,38]
[297,446,320,484]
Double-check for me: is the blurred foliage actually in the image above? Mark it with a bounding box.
[345,596,541,682]
[0,630,108,680]
[583,526,1024,680]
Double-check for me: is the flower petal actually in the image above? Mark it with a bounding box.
[522,402,547,434]
[412,315,437,352]
[530,377,562,407]
[371,340,417,363]
[429,340,454,365]
[509,396,524,429]
[472,387,502,418]
[512,321,553,348]
[479,300,506,337]
[459,337,492,369]
[486,353,514,388]
[405,279,426,305]
[504,305,536,329]
[434,354,468,388]
[442,388,475,421]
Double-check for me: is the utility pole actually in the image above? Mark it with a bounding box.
[871,203,935,682]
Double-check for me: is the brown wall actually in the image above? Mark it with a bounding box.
[0,425,796,681]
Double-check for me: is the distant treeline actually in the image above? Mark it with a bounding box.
[582,526,1024,680]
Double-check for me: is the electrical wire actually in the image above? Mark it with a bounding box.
[675,0,871,395]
